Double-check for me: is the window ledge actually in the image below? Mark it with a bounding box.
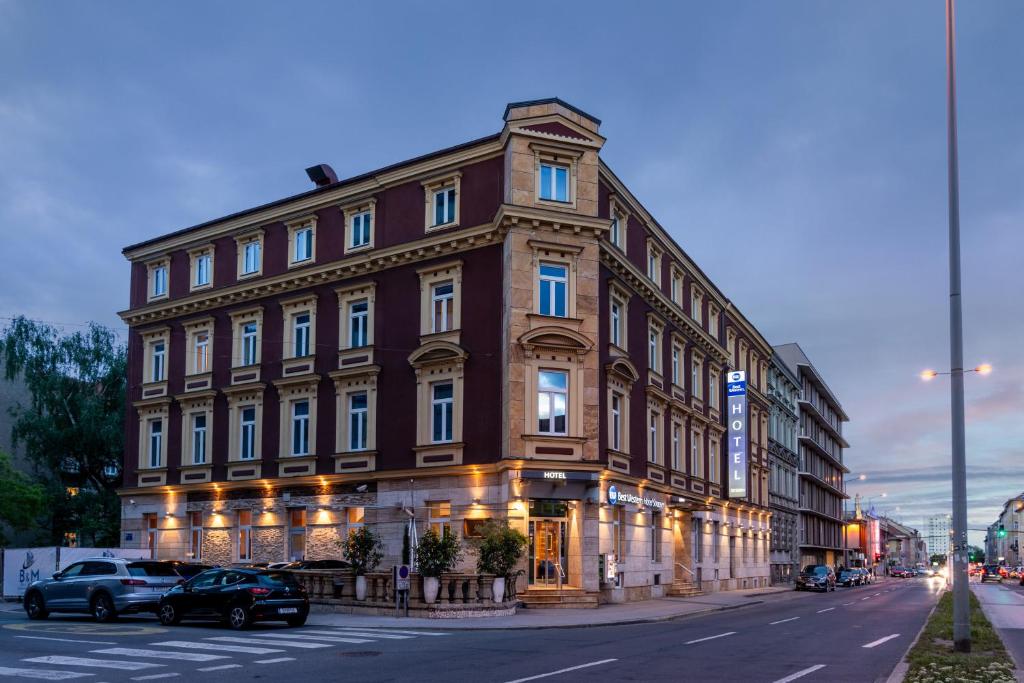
[607,447,631,460]
[190,283,213,293]
[238,271,261,280]
[147,294,169,303]
[414,441,465,451]
[426,221,459,233]
[345,244,373,255]
[522,434,587,444]
[288,258,314,269]
[418,330,461,346]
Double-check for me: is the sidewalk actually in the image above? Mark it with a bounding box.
[307,584,798,630]
[971,582,1024,682]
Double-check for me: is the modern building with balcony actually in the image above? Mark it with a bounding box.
[767,353,800,584]
[774,343,849,568]
[118,98,775,604]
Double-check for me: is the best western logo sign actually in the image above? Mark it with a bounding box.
[607,485,665,510]
[727,370,748,499]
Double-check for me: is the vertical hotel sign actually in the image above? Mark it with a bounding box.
[726,370,748,498]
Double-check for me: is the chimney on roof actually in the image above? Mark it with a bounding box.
[305,163,338,188]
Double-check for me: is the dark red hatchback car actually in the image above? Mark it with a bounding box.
[157,567,308,630]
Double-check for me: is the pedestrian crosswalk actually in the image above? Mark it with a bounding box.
[2,626,451,680]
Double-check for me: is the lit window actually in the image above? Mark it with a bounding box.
[152,265,167,298]
[242,323,258,366]
[429,501,452,536]
[539,263,568,317]
[194,332,209,373]
[243,241,260,275]
[191,414,206,465]
[431,282,454,333]
[293,313,311,357]
[291,400,310,456]
[351,212,372,249]
[611,392,622,451]
[240,407,256,460]
[151,342,166,383]
[348,392,368,451]
[431,382,454,443]
[538,370,568,436]
[539,163,569,202]
[433,187,456,226]
[149,420,163,468]
[347,506,365,530]
[194,253,211,287]
[349,301,368,347]
[189,512,202,560]
[237,510,252,561]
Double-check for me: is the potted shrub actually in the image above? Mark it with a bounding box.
[342,526,383,600]
[476,521,528,603]
[416,527,462,604]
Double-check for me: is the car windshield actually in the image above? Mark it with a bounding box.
[127,562,179,577]
[259,571,299,586]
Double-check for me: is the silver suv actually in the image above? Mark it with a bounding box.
[23,558,183,622]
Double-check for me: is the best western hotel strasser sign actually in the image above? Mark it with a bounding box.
[607,485,666,510]
[727,370,748,498]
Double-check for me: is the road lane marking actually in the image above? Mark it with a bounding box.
[131,676,179,681]
[873,593,881,596]
[327,627,449,636]
[91,648,229,662]
[501,659,618,683]
[254,631,373,643]
[860,597,871,601]
[685,632,736,645]
[253,658,295,664]
[772,664,826,683]
[296,630,413,640]
[149,641,283,655]
[0,667,94,680]
[204,636,330,649]
[863,634,901,648]
[16,636,117,645]
[770,617,800,625]
[843,602,855,605]
[816,607,835,613]
[196,665,242,672]
[22,657,163,671]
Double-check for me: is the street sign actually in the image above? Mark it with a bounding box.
[394,564,411,591]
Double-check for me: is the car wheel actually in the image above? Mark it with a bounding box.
[227,605,251,630]
[158,603,181,626]
[286,615,307,627]
[92,593,117,623]
[25,592,48,620]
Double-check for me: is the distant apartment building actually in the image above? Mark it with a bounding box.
[767,353,800,583]
[924,513,950,558]
[774,343,849,568]
[989,494,1024,566]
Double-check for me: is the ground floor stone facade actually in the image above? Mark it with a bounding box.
[120,464,770,601]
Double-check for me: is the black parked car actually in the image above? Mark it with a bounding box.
[795,565,836,592]
[281,559,351,570]
[837,570,861,587]
[169,562,215,580]
[157,568,309,630]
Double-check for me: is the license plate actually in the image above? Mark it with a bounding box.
[279,607,298,614]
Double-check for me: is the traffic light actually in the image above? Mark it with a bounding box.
[998,524,1007,538]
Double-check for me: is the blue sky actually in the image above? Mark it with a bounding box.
[1,1,1021,546]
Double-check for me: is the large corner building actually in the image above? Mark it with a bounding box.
[119,99,777,603]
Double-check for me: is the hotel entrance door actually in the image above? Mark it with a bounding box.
[528,500,568,587]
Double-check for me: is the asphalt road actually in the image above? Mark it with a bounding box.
[0,577,941,683]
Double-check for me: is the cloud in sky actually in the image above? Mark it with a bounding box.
[1,1,1020,545]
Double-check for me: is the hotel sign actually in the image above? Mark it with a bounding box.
[607,485,666,510]
[727,370,748,499]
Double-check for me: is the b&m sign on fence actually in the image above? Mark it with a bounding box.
[726,370,748,499]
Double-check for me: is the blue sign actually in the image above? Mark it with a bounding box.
[608,485,619,506]
[727,370,748,499]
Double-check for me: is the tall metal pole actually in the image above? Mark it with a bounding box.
[945,0,971,653]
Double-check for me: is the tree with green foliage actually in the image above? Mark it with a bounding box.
[0,450,46,545]
[0,316,126,547]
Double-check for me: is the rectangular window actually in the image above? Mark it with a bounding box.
[291,400,310,456]
[609,216,620,248]
[151,342,165,382]
[649,412,659,464]
[433,187,456,226]
[191,414,206,465]
[651,512,662,562]
[350,212,372,249]
[610,299,622,348]
[148,420,162,468]
[144,513,158,554]
[194,332,209,373]
[152,266,167,298]
[709,373,719,409]
[709,438,720,484]
[648,328,660,372]
[610,392,622,451]
[243,241,260,275]
[672,423,681,471]
[539,163,569,202]
[691,432,703,478]
[431,382,454,443]
[348,392,368,451]
[431,282,454,333]
[194,253,211,287]
[671,271,682,304]
[349,300,368,347]
[294,227,313,262]
[538,263,568,317]
[537,370,568,435]
[288,508,306,561]
[347,506,365,530]
[242,323,258,366]
[240,407,256,460]
[672,345,681,386]
[293,313,310,357]
[237,510,252,561]
[189,511,202,560]
[429,501,451,536]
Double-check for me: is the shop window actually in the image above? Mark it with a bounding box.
[612,506,625,587]
[237,510,252,562]
[189,511,202,560]
[144,513,158,556]
[429,501,451,536]
[288,508,307,561]
[347,507,365,531]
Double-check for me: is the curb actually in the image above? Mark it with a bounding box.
[885,591,941,683]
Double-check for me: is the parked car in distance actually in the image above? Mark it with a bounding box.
[23,558,183,622]
[837,570,861,587]
[980,565,1003,583]
[795,565,836,592]
[158,568,309,630]
[281,559,352,570]
[169,562,214,580]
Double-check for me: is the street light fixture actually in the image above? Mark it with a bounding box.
[919,364,993,381]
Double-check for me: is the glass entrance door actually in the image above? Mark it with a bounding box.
[529,518,567,586]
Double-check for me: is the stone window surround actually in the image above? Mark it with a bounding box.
[178,392,215,468]
[188,244,215,292]
[691,422,705,479]
[646,237,662,287]
[532,142,581,211]
[336,281,376,357]
[286,214,318,268]
[646,392,666,466]
[605,358,638,460]
[524,354,585,443]
[670,264,684,306]
[281,293,318,363]
[726,328,737,368]
[708,431,721,484]
[422,171,462,232]
[146,258,169,302]
[646,313,664,379]
[691,348,705,400]
[690,283,704,325]
[738,339,749,375]
[332,366,379,456]
[708,304,721,343]
[183,316,215,377]
[417,260,462,342]
[670,409,686,473]
[607,194,628,253]
[670,333,686,392]
[341,196,377,254]
[708,365,721,412]
[141,326,170,389]
[225,384,265,464]
[410,344,467,465]
[229,305,263,370]
[234,228,265,280]
[276,376,319,460]
[136,399,170,472]
[608,280,630,354]
[530,239,581,320]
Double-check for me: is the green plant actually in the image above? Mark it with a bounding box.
[416,527,462,577]
[475,521,527,579]
[341,526,383,575]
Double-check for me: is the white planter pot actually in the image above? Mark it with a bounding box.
[492,577,506,603]
[423,576,440,604]
[355,575,367,601]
